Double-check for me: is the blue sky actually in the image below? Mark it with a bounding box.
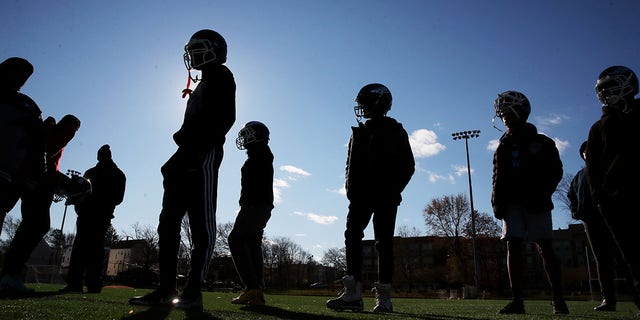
[2,0,639,261]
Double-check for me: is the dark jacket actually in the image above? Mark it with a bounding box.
[75,159,126,219]
[163,64,236,177]
[567,167,598,221]
[0,89,44,182]
[345,116,415,205]
[491,123,563,218]
[239,144,274,208]
[586,99,640,206]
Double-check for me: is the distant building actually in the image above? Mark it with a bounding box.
[356,223,597,296]
[105,239,148,277]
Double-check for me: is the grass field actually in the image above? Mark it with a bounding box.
[0,284,638,320]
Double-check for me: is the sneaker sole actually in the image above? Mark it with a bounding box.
[373,307,393,313]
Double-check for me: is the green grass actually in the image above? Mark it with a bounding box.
[0,284,638,319]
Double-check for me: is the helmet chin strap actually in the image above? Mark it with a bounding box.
[491,115,504,133]
[181,69,201,99]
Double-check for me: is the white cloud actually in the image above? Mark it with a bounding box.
[273,166,309,204]
[273,178,290,204]
[273,178,290,188]
[534,114,569,130]
[280,165,311,176]
[328,185,347,197]
[409,129,446,158]
[552,137,569,155]
[487,139,499,152]
[427,171,455,184]
[293,211,339,225]
[452,164,474,177]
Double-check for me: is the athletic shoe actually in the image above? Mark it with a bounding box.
[58,285,83,294]
[594,300,616,311]
[0,274,34,295]
[498,299,525,314]
[372,282,393,313]
[326,275,363,312]
[128,289,178,306]
[552,299,569,314]
[231,289,265,305]
[173,291,203,310]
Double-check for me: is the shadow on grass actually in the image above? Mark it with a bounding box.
[121,305,173,320]
[240,304,349,320]
[120,306,223,320]
[183,308,223,320]
[392,311,491,320]
[241,305,492,320]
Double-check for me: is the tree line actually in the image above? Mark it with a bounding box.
[0,175,575,290]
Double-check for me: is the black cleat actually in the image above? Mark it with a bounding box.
[498,299,525,314]
[173,291,203,310]
[129,290,177,306]
[552,299,569,314]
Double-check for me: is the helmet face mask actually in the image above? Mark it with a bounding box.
[236,121,270,150]
[354,83,392,121]
[183,29,227,70]
[184,39,217,70]
[595,66,639,111]
[494,91,531,122]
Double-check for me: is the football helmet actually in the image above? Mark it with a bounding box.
[183,29,227,70]
[236,121,270,150]
[595,66,638,111]
[494,90,531,121]
[54,170,92,205]
[0,57,33,91]
[354,83,392,121]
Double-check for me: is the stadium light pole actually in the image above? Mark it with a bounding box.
[452,130,481,291]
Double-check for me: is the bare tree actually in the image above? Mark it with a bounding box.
[423,193,469,239]
[396,225,422,237]
[422,193,470,286]
[553,173,574,217]
[44,229,68,248]
[1,215,21,243]
[124,223,159,270]
[264,236,313,288]
[269,236,299,265]
[321,247,346,273]
[180,216,193,258]
[462,211,501,238]
[215,221,234,257]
